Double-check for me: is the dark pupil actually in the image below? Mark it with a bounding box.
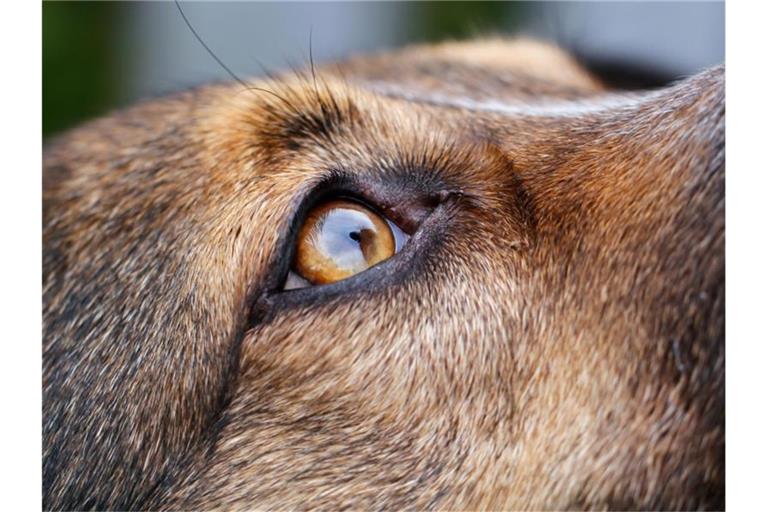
[349,231,361,242]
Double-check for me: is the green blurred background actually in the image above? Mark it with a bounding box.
[43,1,723,138]
[43,2,126,136]
[43,1,525,136]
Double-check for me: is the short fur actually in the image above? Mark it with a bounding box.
[43,39,724,510]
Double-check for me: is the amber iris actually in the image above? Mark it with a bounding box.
[292,200,397,285]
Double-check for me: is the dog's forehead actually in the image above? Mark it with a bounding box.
[197,40,602,170]
[199,41,721,194]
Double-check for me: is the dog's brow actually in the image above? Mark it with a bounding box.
[249,79,359,149]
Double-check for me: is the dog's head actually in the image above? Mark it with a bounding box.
[43,39,724,510]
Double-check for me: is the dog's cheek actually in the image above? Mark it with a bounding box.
[167,221,531,509]
[42,87,315,509]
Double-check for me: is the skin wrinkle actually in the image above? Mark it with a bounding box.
[43,39,723,510]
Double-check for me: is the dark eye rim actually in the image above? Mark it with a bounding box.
[250,170,460,320]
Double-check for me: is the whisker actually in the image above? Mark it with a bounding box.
[174,0,252,92]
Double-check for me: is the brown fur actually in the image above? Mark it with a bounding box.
[43,39,724,510]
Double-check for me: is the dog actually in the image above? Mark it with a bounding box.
[43,38,724,510]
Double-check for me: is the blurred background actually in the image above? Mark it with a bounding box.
[43,1,724,137]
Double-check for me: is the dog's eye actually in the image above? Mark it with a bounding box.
[284,199,408,289]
